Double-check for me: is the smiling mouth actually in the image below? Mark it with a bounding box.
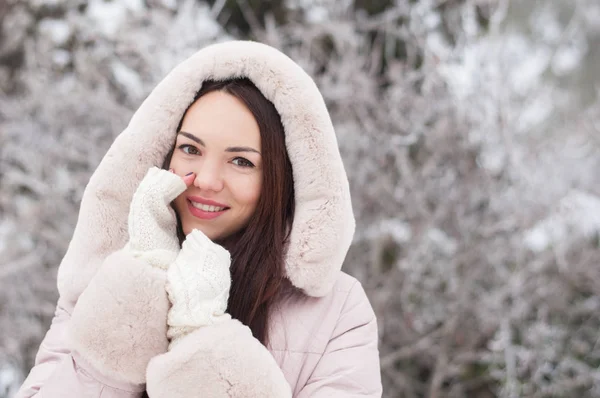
[187,199,229,220]
[190,201,228,212]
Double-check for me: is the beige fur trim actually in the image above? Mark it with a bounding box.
[57,41,354,305]
[146,319,292,397]
[69,250,170,386]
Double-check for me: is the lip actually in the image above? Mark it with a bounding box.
[187,196,229,208]
[186,197,229,220]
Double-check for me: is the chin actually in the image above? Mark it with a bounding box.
[182,224,220,241]
[180,217,247,244]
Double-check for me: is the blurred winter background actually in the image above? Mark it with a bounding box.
[1,0,599,396]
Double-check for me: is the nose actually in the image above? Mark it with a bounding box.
[192,160,224,192]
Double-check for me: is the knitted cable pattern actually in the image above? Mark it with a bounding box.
[166,229,232,344]
[125,167,187,270]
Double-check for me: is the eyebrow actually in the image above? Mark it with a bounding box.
[178,131,261,155]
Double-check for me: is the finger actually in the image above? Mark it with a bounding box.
[182,172,195,187]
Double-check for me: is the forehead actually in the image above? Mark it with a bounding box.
[180,91,260,145]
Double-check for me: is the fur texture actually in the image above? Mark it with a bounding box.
[17,41,380,398]
[19,270,383,397]
[146,319,292,397]
[56,41,354,310]
[69,250,170,386]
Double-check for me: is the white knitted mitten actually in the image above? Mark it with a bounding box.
[124,167,187,270]
[166,229,232,346]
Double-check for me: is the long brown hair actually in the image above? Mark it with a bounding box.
[163,78,295,345]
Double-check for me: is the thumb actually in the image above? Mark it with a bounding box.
[182,171,196,187]
[169,169,195,187]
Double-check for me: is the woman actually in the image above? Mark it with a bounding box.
[17,41,382,397]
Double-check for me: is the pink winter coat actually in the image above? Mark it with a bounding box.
[16,41,382,397]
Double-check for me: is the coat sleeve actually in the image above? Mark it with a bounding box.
[295,281,383,397]
[146,318,292,398]
[16,249,171,398]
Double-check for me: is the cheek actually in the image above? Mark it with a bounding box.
[233,175,262,208]
[168,154,185,174]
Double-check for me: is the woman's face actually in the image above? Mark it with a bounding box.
[170,90,263,241]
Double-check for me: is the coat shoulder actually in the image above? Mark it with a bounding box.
[332,270,360,292]
[268,271,378,393]
[269,271,375,353]
[331,271,375,317]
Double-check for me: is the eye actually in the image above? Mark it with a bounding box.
[178,144,200,155]
[232,157,255,168]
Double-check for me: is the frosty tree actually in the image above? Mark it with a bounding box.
[1,0,599,396]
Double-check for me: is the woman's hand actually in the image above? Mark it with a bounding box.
[166,229,232,347]
[125,167,194,269]
[67,168,196,388]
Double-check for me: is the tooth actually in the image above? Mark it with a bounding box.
[190,201,226,212]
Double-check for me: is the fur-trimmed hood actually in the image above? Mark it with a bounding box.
[57,40,354,304]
